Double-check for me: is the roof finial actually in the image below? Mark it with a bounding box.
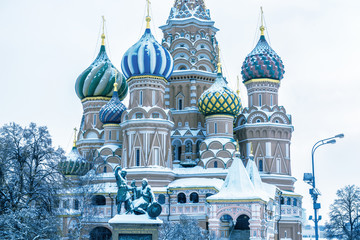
[236,76,240,96]
[217,46,222,74]
[260,7,265,36]
[146,0,151,29]
[101,16,106,45]
[236,140,240,152]
[250,142,254,155]
[113,69,118,92]
[73,127,77,148]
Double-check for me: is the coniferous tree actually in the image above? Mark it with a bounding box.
[325,185,360,240]
[0,122,64,239]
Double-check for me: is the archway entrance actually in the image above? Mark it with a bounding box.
[230,214,250,240]
[220,214,234,238]
[89,227,112,240]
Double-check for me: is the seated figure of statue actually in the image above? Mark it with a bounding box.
[115,166,133,214]
[132,178,162,218]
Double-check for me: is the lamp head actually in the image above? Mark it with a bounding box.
[335,133,344,138]
[326,139,336,144]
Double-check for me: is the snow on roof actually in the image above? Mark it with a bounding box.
[173,165,228,175]
[109,214,162,224]
[207,157,268,201]
[168,178,224,190]
[246,159,274,201]
[98,144,120,152]
[203,137,235,146]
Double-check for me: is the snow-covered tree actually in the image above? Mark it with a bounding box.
[159,215,210,240]
[0,122,64,240]
[325,185,360,240]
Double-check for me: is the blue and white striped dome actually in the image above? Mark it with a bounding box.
[99,87,126,124]
[121,28,174,80]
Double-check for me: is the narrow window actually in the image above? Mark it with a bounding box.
[136,149,140,166]
[280,197,284,205]
[154,148,159,165]
[103,166,107,173]
[214,123,217,134]
[259,94,262,106]
[152,90,155,105]
[140,91,143,106]
[225,123,228,134]
[74,199,79,210]
[214,161,218,168]
[276,158,281,173]
[293,198,297,207]
[178,98,183,110]
[287,198,291,205]
[177,146,182,160]
[93,114,97,125]
[250,95,253,106]
[108,131,111,140]
[259,159,263,171]
[270,94,273,106]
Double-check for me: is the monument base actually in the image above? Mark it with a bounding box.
[108,214,163,240]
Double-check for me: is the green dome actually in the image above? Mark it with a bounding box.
[58,146,91,176]
[75,45,128,100]
[198,72,242,117]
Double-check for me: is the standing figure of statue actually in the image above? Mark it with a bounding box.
[115,166,133,214]
[133,178,162,218]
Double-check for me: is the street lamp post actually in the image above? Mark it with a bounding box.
[304,133,344,240]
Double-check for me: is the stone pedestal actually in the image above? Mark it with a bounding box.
[109,214,163,240]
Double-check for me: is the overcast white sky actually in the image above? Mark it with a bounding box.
[1,0,359,223]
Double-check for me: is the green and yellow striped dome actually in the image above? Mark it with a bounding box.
[198,72,242,117]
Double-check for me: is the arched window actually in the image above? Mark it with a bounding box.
[280,197,284,205]
[258,159,263,172]
[109,131,111,140]
[214,123,217,134]
[177,193,186,203]
[92,195,106,206]
[74,199,79,210]
[179,65,187,70]
[199,66,206,71]
[103,166,107,173]
[287,197,291,205]
[196,141,201,158]
[158,194,166,205]
[293,198,297,207]
[93,114,97,125]
[139,91,143,106]
[190,192,199,203]
[270,94,273,106]
[214,161,218,168]
[185,141,192,153]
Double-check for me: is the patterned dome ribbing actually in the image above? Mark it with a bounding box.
[121,28,174,80]
[75,45,128,100]
[198,72,242,117]
[241,35,284,82]
[58,146,90,176]
[99,84,126,124]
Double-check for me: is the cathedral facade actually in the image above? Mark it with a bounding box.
[59,1,303,239]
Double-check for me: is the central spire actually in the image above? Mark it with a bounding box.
[217,46,222,74]
[146,0,151,29]
[73,127,77,148]
[101,16,106,45]
[260,7,265,36]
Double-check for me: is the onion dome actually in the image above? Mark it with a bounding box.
[121,14,174,80]
[58,129,91,176]
[75,26,128,100]
[99,82,126,124]
[198,63,242,117]
[241,13,284,82]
